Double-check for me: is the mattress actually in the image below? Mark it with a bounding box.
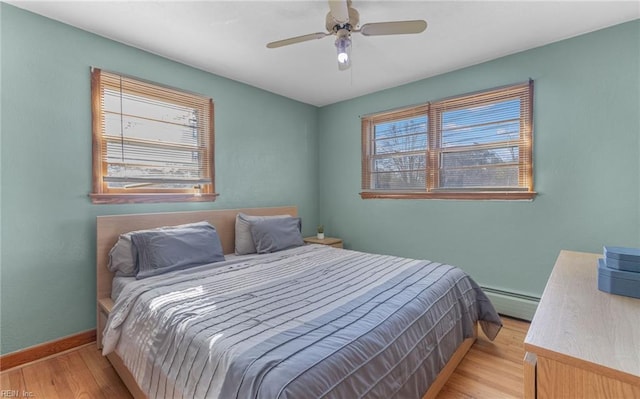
[102,245,502,399]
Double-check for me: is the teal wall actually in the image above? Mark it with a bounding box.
[1,3,638,355]
[0,4,319,354]
[317,20,640,299]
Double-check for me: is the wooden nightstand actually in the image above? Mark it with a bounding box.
[303,236,343,249]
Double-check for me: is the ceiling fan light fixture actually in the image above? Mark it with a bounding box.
[265,0,428,72]
[335,35,351,70]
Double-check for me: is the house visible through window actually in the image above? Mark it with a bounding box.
[361,81,534,200]
[90,68,216,204]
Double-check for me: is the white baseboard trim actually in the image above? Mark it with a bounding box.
[481,286,540,321]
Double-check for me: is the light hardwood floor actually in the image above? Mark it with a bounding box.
[1,317,529,399]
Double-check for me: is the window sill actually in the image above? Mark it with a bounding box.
[360,191,537,201]
[90,193,219,204]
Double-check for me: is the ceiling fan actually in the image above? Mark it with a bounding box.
[266,0,427,71]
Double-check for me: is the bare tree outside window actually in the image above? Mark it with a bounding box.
[372,117,427,190]
[361,81,534,200]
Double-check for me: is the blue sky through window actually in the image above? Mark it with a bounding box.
[442,99,521,148]
[374,116,427,154]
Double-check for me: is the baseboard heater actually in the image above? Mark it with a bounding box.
[481,286,540,321]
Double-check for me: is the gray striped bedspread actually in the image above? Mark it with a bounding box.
[102,245,502,399]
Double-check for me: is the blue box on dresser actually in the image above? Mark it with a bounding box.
[603,246,640,272]
[605,257,640,273]
[597,258,640,299]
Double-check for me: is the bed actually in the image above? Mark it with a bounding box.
[96,206,502,399]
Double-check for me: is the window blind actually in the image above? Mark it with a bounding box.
[435,82,533,191]
[362,105,429,191]
[361,81,534,200]
[92,68,213,195]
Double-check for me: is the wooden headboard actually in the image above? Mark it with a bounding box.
[96,206,297,305]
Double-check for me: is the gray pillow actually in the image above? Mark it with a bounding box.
[250,217,304,254]
[235,213,291,255]
[107,221,214,277]
[108,234,137,276]
[132,223,225,279]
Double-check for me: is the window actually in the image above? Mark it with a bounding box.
[361,81,534,200]
[90,68,216,204]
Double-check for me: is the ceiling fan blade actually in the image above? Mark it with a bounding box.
[358,20,427,36]
[266,32,330,49]
[328,0,349,23]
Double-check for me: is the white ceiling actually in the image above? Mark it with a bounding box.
[9,1,640,106]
